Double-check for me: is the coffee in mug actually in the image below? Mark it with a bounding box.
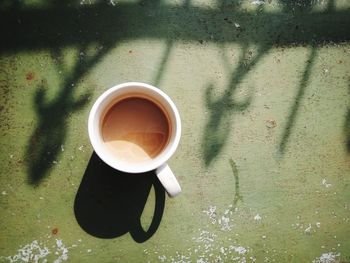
[101,96,170,164]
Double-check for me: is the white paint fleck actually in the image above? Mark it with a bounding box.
[304,224,312,234]
[316,222,321,228]
[251,0,265,5]
[232,246,247,255]
[53,239,69,263]
[250,256,257,262]
[220,215,233,231]
[158,255,167,262]
[61,145,64,152]
[195,230,217,244]
[254,214,262,221]
[87,249,92,253]
[5,239,71,263]
[2,191,7,195]
[109,0,117,5]
[202,206,217,224]
[322,178,332,188]
[151,204,255,263]
[6,240,50,263]
[312,252,340,263]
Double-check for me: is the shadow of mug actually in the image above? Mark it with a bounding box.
[74,152,165,243]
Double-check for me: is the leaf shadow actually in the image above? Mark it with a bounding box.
[202,45,270,166]
[25,43,112,185]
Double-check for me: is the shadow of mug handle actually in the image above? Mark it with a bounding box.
[129,174,166,243]
[156,164,182,197]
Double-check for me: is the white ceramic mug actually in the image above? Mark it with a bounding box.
[88,82,181,197]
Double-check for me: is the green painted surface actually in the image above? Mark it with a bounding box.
[0,0,350,262]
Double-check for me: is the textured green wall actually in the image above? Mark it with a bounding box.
[1,0,350,262]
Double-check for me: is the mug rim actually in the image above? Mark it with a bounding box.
[88,82,181,173]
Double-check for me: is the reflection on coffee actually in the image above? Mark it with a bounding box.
[102,97,170,163]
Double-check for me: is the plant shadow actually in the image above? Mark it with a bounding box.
[345,109,350,152]
[0,0,348,176]
[24,43,113,185]
[202,45,269,166]
[278,46,317,154]
[200,0,349,164]
[74,152,165,242]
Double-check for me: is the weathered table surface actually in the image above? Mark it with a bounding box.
[1,0,350,262]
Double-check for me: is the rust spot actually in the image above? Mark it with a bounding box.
[52,228,59,235]
[337,60,343,64]
[26,72,34,81]
[128,50,132,54]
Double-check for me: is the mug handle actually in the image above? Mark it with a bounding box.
[156,164,181,197]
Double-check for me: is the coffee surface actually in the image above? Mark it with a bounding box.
[102,97,170,163]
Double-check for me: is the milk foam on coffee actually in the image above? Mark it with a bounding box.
[102,97,170,163]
